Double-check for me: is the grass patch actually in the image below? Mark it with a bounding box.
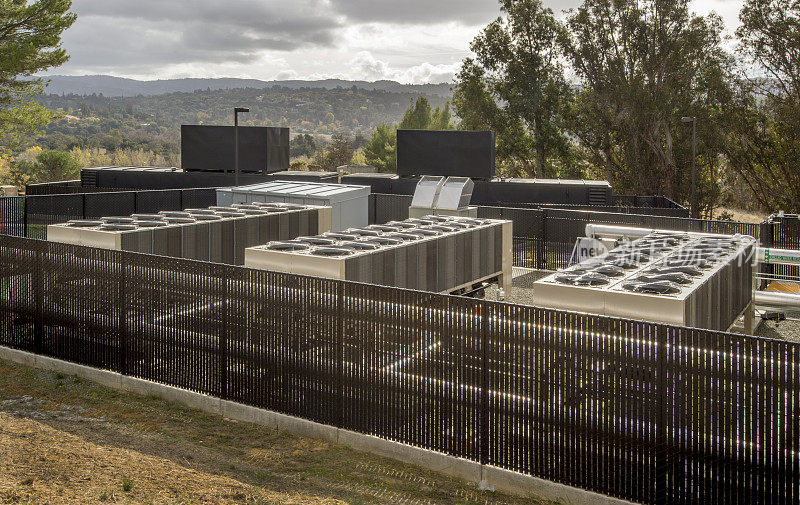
[0,358,549,504]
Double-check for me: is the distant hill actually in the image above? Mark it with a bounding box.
[39,75,453,98]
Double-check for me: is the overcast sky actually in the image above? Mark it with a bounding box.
[56,0,745,84]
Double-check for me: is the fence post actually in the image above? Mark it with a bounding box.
[480,301,489,466]
[537,210,547,269]
[220,272,228,400]
[81,193,87,219]
[118,252,127,375]
[654,324,670,505]
[336,281,344,428]
[759,219,774,290]
[32,247,43,353]
[22,196,28,238]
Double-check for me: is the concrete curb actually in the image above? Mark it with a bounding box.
[0,346,635,505]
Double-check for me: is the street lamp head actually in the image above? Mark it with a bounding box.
[234,107,250,113]
[681,116,695,123]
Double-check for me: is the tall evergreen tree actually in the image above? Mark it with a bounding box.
[0,0,76,151]
[453,0,572,177]
[564,0,734,214]
[721,0,800,211]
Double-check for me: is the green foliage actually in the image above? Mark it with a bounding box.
[121,477,133,492]
[34,87,450,162]
[453,0,573,177]
[290,133,316,158]
[723,0,800,212]
[0,0,76,151]
[35,148,80,181]
[8,148,80,184]
[563,0,734,215]
[314,133,354,171]
[398,96,453,130]
[363,123,397,173]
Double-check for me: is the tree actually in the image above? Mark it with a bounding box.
[0,0,76,152]
[429,102,453,130]
[398,97,432,129]
[8,148,80,185]
[290,133,316,158]
[721,0,800,211]
[363,123,396,172]
[564,0,734,215]
[452,0,572,177]
[314,133,354,171]
[352,133,368,150]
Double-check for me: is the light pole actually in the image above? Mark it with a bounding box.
[681,116,697,218]
[234,107,249,186]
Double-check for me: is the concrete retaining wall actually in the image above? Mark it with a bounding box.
[0,345,635,505]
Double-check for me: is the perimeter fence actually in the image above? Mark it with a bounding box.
[0,234,797,505]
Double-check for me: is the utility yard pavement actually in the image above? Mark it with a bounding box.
[0,359,547,505]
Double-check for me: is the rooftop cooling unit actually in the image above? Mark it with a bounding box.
[533,233,756,331]
[47,204,332,265]
[216,181,369,231]
[245,215,513,294]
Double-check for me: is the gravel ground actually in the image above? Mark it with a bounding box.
[755,317,800,343]
[484,268,800,343]
[484,268,546,305]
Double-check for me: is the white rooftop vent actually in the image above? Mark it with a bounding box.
[410,176,477,218]
[436,177,474,210]
[410,176,445,208]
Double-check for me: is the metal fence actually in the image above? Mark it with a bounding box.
[611,195,685,209]
[0,234,797,505]
[1,188,216,239]
[0,196,24,237]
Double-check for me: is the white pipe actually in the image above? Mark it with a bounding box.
[754,290,800,310]
[584,223,709,240]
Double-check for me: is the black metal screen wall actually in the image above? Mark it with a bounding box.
[0,235,797,505]
[0,196,24,237]
[370,193,412,224]
[25,180,135,195]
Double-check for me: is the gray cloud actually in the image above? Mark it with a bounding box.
[328,0,501,25]
[62,0,342,71]
[55,0,609,80]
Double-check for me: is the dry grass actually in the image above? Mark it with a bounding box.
[715,207,767,224]
[0,359,549,505]
[0,412,343,504]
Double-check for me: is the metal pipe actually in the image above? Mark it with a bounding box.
[754,290,800,310]
[584,223,710,240]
